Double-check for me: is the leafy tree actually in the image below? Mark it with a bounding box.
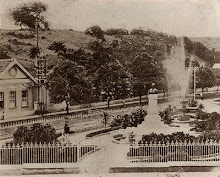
[132,81,146,104]
[196,67,215,92]
[10,2,48,29]
[48,41,67,56]
[29,46,40,59]
[216,76,220,93]
[131,53,162,102]
[13,123,59,144]
[157,77,168,99]
[86,28,130,102]
[95,62,128,103]
[211,68,220,93]
[85,25,105,41]
[48,60,92,105]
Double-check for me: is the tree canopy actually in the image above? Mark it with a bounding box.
[48,60,92,104]
[10,2,48,29]
[85,25,105,41]
[196,67,215,92]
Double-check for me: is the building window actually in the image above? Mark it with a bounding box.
[22,90,28,107]
[9,91,16,108]
[0,92,4,109]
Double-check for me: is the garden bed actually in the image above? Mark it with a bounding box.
[85,126,121,138]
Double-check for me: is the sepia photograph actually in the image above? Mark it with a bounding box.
[0,0,220,176]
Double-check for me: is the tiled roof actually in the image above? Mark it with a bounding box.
[0,59,15,73]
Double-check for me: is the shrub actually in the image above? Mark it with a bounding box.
[6,32,35,39]
[130,28,145,35]
[8,38,32,46]
[110,109,147,129]
[159,106,172,124]
[41,36,47,39]
[140,132,196,144]
[0,47,11,59]
[13,123,60,144]
[105,28,129,35]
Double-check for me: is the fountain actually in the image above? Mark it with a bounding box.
[163,38,193,107]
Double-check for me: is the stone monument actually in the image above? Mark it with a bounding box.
[131,83,169,142]
[146,83,161,123]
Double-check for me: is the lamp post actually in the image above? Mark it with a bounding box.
[193,67,199,101]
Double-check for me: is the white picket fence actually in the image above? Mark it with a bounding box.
[0,142,100,165]
[128,140,220,163]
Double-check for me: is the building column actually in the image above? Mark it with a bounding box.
[17,87,22,110]
[4,90,9,118]
[28,87,33,109]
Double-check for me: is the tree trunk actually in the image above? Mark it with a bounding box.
[107,100,110,108]
[139,95,142,104]
[66,101,69,115]
[163,89,165,100]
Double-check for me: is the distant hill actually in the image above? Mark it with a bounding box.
[190,37,220,64]
[190,37,220,51]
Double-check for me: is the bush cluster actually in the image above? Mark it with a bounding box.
[8,39,32,46]
[6,32,35,39]
[140,132,196,144]
[13,123,61,144]
[191,111,220,132]
[105,28,129,35]
[110,109,147,128]
[159,106,172,124]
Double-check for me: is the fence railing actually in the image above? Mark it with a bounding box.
[128,141,220,163]
[0,143,99,165]
[0,103,134,129]
[0,108,103,129]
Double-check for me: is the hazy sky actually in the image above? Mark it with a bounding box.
[0,0,220,37]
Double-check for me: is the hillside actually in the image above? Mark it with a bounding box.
[0,29,216,75]
[0,29,118,74]
[190,37,220,51]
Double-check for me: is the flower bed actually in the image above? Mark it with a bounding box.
[85,126,120,138]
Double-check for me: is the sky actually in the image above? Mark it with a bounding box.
[0,0,220,37]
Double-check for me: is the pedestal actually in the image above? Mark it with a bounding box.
[131,93,168,143]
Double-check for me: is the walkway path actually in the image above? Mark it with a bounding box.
[200,98,220,114]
